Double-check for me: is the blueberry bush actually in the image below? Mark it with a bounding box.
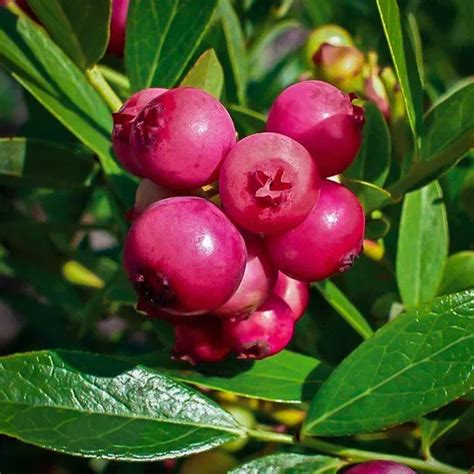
[0,0,473,473]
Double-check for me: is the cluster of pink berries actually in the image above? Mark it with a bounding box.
[113,80,365,364]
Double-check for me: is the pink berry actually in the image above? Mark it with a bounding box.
[266,180,365,282]
[273,272,309,321]
[130,87,236,190]
[215,234,276,318]
[112,88,167,176]
[266,80,365,177]
[129,178,176,220]
[123,197,247,315]
[345,461,415,474]
[173,317,231,365]
[107,0,130,57]
[219,132,321,235]
[223,295,295,359]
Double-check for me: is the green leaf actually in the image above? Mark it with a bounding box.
[26,0,111,69]
[421,80,474,174]
[0,350,244,460]
[227,103,266,136]
[136,350,332,404]
[340,177,392,213]
[439,251,474,296]
[376,0,423,138]
[303,290,474,437]
[180,48,223,98]
[0,137,97,188]
[345,102,391,187]
[406,12,424,88]
[396,181,449,307]
[419,404,472,457]
[105,269,136,305]
[365,212,390,240]
[229,453,343,474]
[390,80,474,198]
[125,0,218,91]
[314,280,373,340]
[0,10,133,205]
[217,0,248,105]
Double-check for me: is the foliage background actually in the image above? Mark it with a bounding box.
[0,0,473,473]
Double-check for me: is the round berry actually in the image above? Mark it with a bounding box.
[173,317,231,365]
[223,295,295,359]
[273,272,309,321]
[345,461,416,474]
[266,180,365,281]
[305,24,353,66]
[130,87,236,190]
[215,234,276,318]
[266,80,365,177]
[112,88,167,176]
[130,178,176,220]
[219,132,321,235]
[108,0,130,57]
[123,197,247,315]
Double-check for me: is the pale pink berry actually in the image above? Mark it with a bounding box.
[123,197,247,315]
[273,272,309,321]
[112,88,167,176]
[130,87,236,190]
[219,132,321,235]
[266,80,364,177]
[215,234,276,318]
[265,180,365,281]
[223,295,295,359]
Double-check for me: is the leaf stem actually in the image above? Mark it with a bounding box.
[86,66,123,112]
[97,65,131,96]
[247,428,294,445]
[299,436,465,474]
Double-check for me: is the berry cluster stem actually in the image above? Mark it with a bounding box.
[298,436,466,474]
[247,429,465,473]
[86,66,123,112]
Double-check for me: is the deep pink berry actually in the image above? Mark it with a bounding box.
[223,295,295,359]
[219,132,321,235]
[130,87,236,190]
[266,180,365,281]
[215,234,276,318]
[112,88,167,176]
[107,0,130,57]
[173,317,231,365]
[123,197,247,315]
[273,272,309,321]
[266,80,364,177]
[345,461,415,474]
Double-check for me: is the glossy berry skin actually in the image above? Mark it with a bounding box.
[266,180,365,282]
[345,461,415,474]
[107,0,130,57]
[123,197,247,315]
[112,88,167,176]
[273,272,309,321]
[130,87,236,190]
[266,80,365,177]
[173,317,231,365]
[219,132,321,235]
[223,295,295,360]
[215,234,276,318]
